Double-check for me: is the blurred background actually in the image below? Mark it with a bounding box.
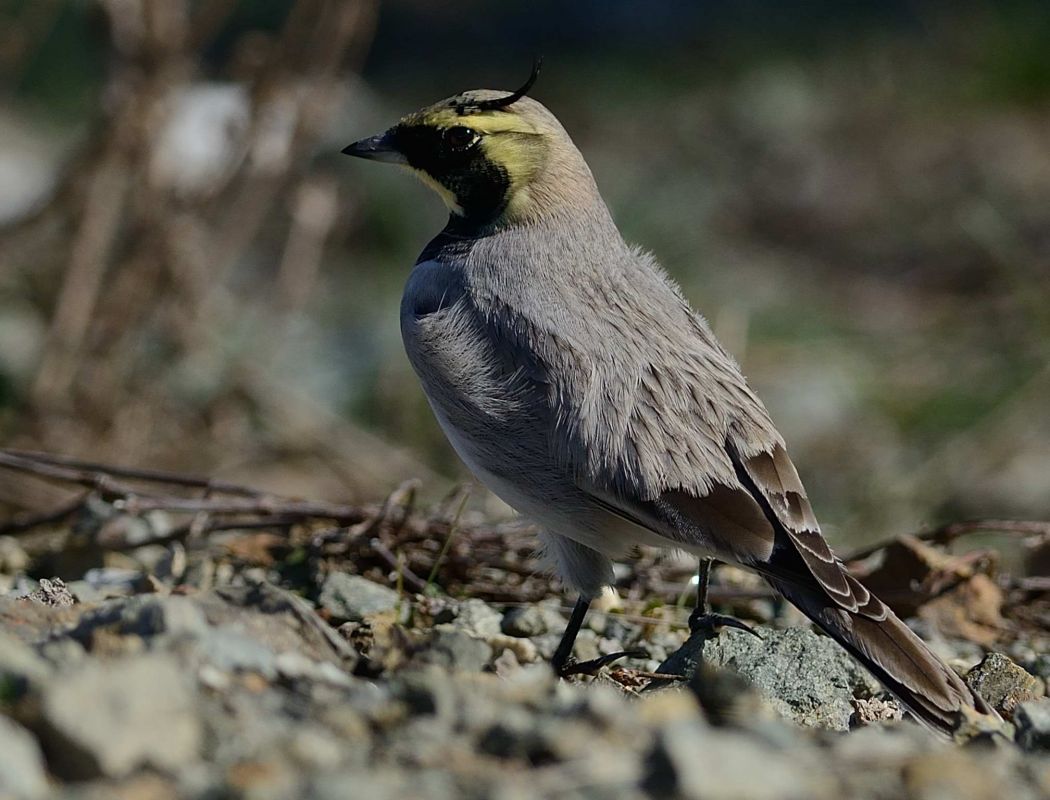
[0,0,1047,552]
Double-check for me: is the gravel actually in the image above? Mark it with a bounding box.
[1,574,1047,798]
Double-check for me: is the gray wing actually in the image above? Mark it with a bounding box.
[468,250,881,616]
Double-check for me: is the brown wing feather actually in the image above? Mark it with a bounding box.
[724,442,995,731]
[734,443,883,615]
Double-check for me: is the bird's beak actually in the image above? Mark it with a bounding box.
[341,130,406,164]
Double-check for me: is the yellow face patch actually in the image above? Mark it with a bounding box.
[386,96,553,224]
[411,106,541,137]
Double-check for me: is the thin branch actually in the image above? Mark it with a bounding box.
[1012,576,1050,593]
[371,538,428,593]
[844,519,1050,562]
[112,494,366,521]
[0,451,137,498]
[0,448,264,497]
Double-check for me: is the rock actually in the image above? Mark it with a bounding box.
[81,567,143,596]
[689,626,876,731]
[23,577,76,607]
[286,726,347,772]
[0,596,81,645]
[197,625,279,677]
[1014,699,1050,751]
[644,719,825,799]
[489,634,538,664]
[687,662,775,729]
[275,651,353,687]
[477,706,544,760]
[0,536,30,573]
[493,647,523,677]
[307,769,455,800]
[0,630,53,697]
[450,598,502,639]
[66,593,334,680]
[852,696,904,727]
[0,715,49,799]
[120,595,209,638]
[416,626,493,672]
[833,722,935,764]
[319,574,399,623]
[391,667,458,720]
[965,652,1044,718]
[1028,653,1050,682]
[213,582,359,669]
[37,638,87,670]
[39,654,201,779]
[501,606,548,638]
[901,750,1004,800]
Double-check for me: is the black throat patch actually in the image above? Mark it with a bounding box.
[393,124,511,227]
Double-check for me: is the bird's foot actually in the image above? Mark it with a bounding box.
[556,649,648,678]
[687,610,762,640]
[649,614,760,685]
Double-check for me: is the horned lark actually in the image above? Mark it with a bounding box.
[344,64,994,734]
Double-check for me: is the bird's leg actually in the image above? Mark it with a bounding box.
[653,559,761,682]
[551,595,646,677]
[691,558,714,620]
[687,558,762,638]
[551,596,590,674]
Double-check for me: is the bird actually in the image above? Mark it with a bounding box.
[342,62,996,735]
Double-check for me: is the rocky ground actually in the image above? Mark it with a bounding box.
[1,572,1048,799]
[0,467,1048,799]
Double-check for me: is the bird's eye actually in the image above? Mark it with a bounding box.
[443,126,478,151]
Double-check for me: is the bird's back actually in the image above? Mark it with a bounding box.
[435,213,783,498]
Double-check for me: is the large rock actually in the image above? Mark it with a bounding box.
[39,654,202,779]
[669,626,878,731]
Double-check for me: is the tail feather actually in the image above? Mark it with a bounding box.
[768,576,997,735]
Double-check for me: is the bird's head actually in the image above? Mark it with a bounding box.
[343,62,598,229]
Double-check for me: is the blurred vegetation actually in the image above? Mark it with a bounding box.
[0,0,1047,550]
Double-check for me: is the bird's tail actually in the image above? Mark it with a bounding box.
[766,576,997,735]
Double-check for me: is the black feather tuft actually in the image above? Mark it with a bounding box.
[462,57,543,114]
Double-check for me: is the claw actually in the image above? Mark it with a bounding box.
[557,649,648,677]
[687,611,762,640]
